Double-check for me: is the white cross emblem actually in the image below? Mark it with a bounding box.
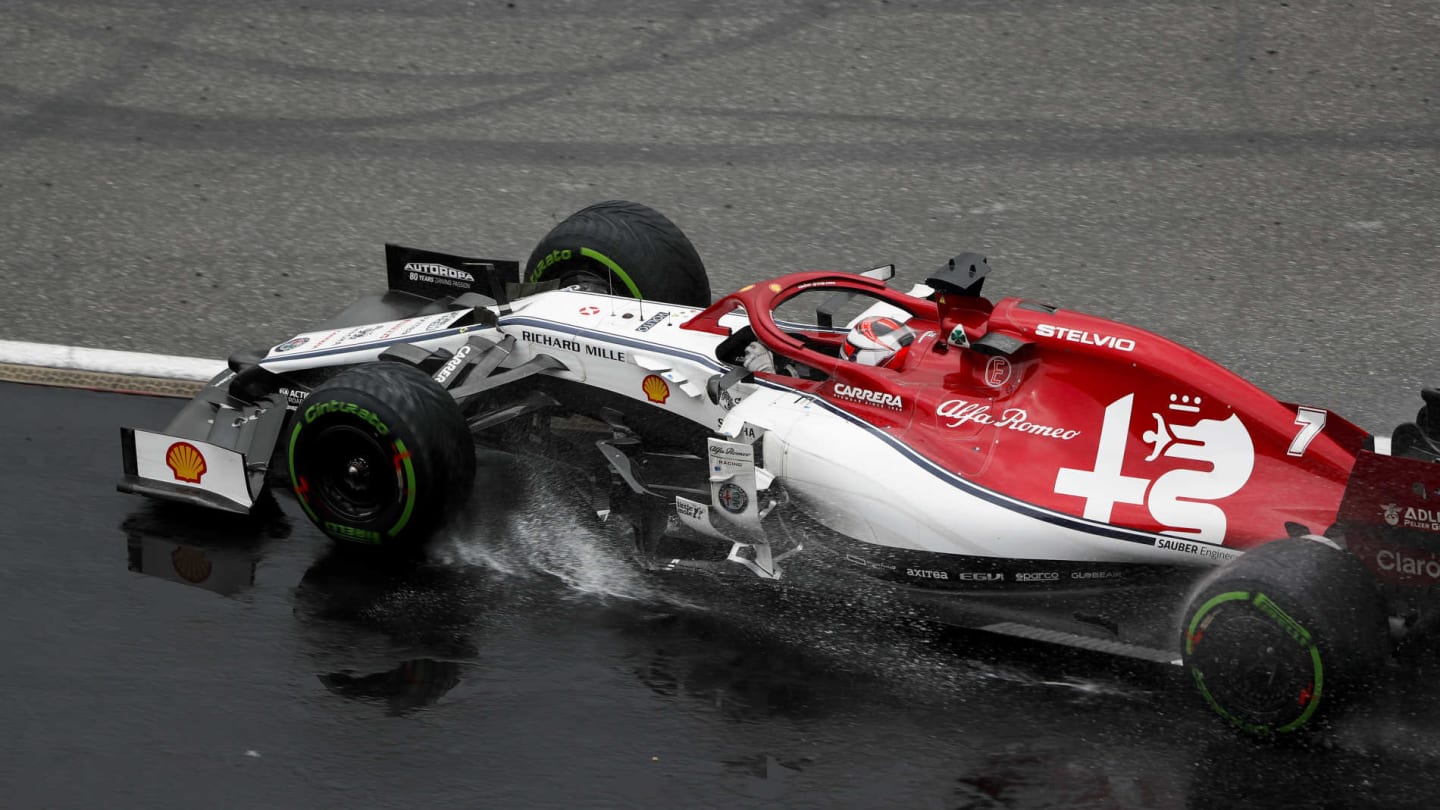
[1054,394,1149,522]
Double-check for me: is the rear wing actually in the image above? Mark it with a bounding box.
[1337,450,1440,588]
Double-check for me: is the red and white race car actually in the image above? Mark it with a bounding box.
[119,200,1440,736]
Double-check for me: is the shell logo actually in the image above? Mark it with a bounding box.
[166,441,208,483]
[768,283,782,293]
[170,545,213,583]
[642,374,670,404]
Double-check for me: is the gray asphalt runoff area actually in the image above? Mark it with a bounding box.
[1,1,1438,808]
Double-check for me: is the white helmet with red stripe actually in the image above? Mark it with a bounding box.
[841,315,916,367]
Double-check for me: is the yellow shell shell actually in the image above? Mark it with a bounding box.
[642,374,670,404]
[171,545,213,583]
[166,441,208,483]
[768,283,782,293]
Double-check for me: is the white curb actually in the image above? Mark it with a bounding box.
[0,340,225,382]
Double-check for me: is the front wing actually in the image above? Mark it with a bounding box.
[118,371,288,513]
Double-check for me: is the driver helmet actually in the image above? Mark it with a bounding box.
[841,315,916,367]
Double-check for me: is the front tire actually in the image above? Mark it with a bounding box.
[524,200,711,307]
[287,362,476,550]
[1179,538,1387,736]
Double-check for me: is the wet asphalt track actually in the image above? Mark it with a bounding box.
[11,380,1440,810]
[2,0,1440,807]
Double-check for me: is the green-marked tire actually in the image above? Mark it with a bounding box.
[287,362,475,550]
[524,200,711,307]
[1179,538,1387,736]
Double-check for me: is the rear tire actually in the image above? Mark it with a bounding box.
[1179,538,1387,736]
[524,200,711,307]
[287,362,476,550]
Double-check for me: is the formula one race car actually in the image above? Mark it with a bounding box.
[118,200,1440,736]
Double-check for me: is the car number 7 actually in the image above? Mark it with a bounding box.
[1287,406,1327,457]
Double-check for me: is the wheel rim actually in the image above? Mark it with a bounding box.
[1200,616,1310,713]
[308,424,399,523]
[1187,595,1323,732]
